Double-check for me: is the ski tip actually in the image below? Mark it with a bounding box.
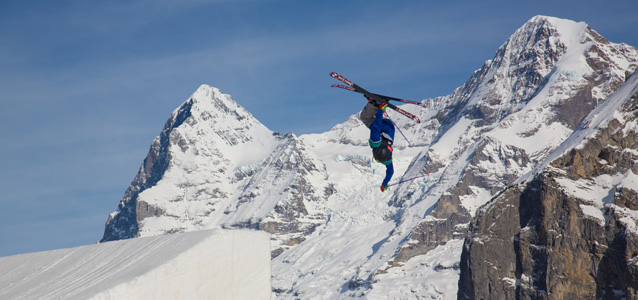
[329,72,339,78]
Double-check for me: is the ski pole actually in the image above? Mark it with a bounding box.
[384,112,414,147]
[388,173,429,187]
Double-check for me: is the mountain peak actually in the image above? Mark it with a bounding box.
[183,84,258,125]
[444,14,634,129]
[506,15,588,59]
[527,15,587,33]
[101,84,280,242]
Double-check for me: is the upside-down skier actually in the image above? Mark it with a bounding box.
[330,72,426,192]
[359,99,394,192]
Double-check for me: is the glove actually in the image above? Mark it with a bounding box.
[380,185,388,192]
[379,103,388,111]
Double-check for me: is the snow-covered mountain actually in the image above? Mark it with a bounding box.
[101,16,638,299]
[101,86,284,241]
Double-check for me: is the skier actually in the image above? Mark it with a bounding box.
[330,72,426,192]
[359,98,395,192]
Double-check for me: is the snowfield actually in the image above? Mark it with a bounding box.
[0,229,271,300]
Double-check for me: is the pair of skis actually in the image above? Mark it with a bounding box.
[330,72,424,123]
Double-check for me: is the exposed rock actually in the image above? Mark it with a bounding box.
[459,79,638,299]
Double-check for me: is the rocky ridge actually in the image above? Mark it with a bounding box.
[458,73,638,299]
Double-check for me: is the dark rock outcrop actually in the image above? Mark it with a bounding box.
[458,80,638,299]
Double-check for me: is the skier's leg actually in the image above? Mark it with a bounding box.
[359,102,378,128]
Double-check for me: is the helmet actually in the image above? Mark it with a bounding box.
[374,145,393,165]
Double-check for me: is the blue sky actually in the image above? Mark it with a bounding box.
[1,0,637,257]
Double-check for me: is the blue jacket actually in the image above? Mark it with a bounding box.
[369,109,395,186]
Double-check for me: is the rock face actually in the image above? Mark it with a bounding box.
[458,77,638,299]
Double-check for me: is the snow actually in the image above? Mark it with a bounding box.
[484,17,594,159]
[579,204,606,226]
[619,170,638,189]
[547,16,589,51]
[554,173,621,205]
[367,239,463,299]
[555,169,638,227]
[519,71,638,184]
[430,117,475,159]
[268,132,432,299]
[617,206,638,233]
[461,186,493,217]
[0,229,271,300]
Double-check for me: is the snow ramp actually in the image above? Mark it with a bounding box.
[0,229,271,300]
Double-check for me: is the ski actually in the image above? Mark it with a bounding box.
[330,72,421,123]
[331,84,355,91]
[331,84,427,108]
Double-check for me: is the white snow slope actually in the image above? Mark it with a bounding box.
[0,229,271,300]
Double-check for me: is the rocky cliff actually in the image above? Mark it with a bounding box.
[458,74,638,299]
